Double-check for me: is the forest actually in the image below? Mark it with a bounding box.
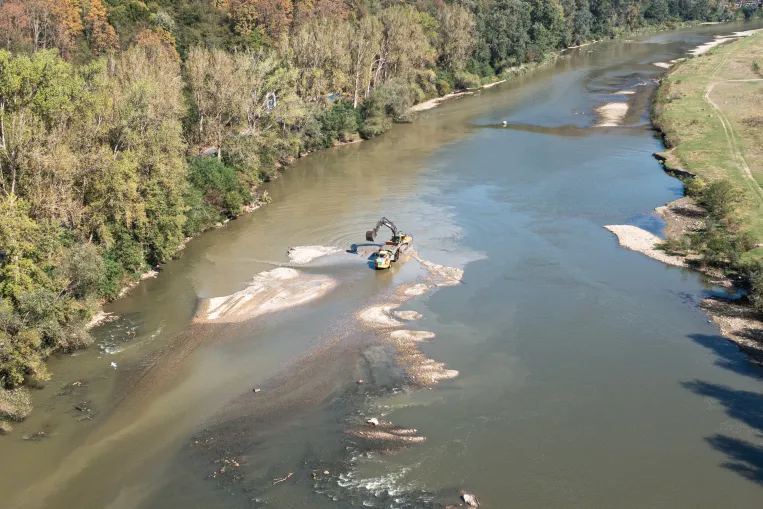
[0,0,752,425]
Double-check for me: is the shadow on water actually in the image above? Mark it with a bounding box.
[683,333,763,487]
[689,333,763,382]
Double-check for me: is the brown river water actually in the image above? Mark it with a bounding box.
[2,23,763,509]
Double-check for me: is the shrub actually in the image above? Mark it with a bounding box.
[359,115,392,139]
[188,157,251,216]
[0,388,32,421]
[454,71,481,90]
[60,244,106,300]
[700,179,736,219]
[683,176,706,198]
[363,80,413,123]
[436,79,452,96]
[319,103,360,144]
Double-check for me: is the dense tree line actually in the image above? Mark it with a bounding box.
[0,0,754,399]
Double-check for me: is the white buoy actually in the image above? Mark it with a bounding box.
[502,120,507,126]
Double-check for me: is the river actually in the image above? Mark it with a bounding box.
[2,22,763,509]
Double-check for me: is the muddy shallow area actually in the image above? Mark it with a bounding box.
[3,21,763,509]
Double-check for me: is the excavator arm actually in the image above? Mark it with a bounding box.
[366,217,398,242]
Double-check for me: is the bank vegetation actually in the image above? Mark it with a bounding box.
[651,30,763,354]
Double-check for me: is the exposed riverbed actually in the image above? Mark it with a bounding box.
[2,22,763,509]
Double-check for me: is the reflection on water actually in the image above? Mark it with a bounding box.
[3,21,763,509]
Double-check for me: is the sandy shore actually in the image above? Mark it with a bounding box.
[689,29,763,57]
[603,225,685,267]
[606,197,763,359]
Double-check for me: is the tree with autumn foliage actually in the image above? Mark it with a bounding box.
[85,0,118,54]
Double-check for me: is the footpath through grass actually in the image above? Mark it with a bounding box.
[653,31,763,260]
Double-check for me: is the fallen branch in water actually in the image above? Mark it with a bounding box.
[272,472,294,485]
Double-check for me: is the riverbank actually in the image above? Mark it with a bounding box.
[608,28,763,361]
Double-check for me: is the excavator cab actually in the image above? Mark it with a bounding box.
[375,249,393,269]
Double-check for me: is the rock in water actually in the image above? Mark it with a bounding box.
[461,492,479,507]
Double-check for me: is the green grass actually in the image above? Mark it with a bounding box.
[653,32,763,260]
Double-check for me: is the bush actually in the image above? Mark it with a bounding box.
[363,80,413,123]
[701,179,736,219]
[436,79,452,96]
[683,176,706,198]
[359,115,392,139]
[0,388,32,421]
[60,244,106,300]
[454,71,481,90]
[188,157,251,216]
[319,103,360,144]
[182,185,220,236]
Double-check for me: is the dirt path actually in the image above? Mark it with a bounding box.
[704,49,763,202]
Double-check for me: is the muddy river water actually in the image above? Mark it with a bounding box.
[3,23,763,509]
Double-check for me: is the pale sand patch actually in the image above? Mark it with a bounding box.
[653,62,671,69]
[481,79,507,89]
[603,225,685,268]
[389,330,435,343]
[357,304,402,328]
[346,428,427,443]
[594,102,629,127]
[688,30,762,58]
[195,267,336,323]
[410,91,473,112]
[393,310,423,321]
[287,245,341,264]
[410,253,464,286]
[86,311,118,330]
[403,283,430,296]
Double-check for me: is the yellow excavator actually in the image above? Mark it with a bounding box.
[366,217,412,270]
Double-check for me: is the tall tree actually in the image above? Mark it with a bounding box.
[436,4,476,70]
[85,0,118,54]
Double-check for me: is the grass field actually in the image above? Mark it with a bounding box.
[653,31,763,257]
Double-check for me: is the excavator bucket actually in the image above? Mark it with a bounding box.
[366,230,377,242]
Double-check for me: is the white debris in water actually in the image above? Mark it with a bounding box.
[613,90,636,95]
[653,61,671,69]
[110,362,117,369]
[367,418,379,426]
[287,245,342,265]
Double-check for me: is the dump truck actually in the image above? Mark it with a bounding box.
[365,217,412,270]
